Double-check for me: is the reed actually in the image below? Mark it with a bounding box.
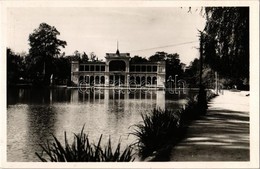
[35,126,135,162]
[131,108,181,158]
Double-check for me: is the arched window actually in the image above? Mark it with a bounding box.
[152,77,157,85]
[101,76,105,84]
[109,60,126,71]
[130,76,135,83]
[85,76,89,84]
[79,76,84,83]
[141,76,146,86]
[147,76,151,85]
[95,76,100,84]
[109,75,114,84]
[136,76,140,85]
[90,76,94,85]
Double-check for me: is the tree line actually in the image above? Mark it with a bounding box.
[7,23,187,87]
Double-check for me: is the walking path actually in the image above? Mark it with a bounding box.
[170,90,250,161]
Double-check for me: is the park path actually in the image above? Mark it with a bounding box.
[170,90,250,161]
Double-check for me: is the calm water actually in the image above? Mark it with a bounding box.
[7,87,197,162]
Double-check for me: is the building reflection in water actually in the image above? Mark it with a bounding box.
[7,87,192,162]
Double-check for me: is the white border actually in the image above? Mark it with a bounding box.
[1,1,259,168]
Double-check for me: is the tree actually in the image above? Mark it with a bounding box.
[7,48,23,85]
[202,7,249,89]
[130,55,148,63]
[53,57,71,85]
[165,53,184,78]
[148,51,185,80]
[28,23,67,85]
[81,52,89,63]
[148,51,167,62]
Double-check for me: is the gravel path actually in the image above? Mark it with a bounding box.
[170,90,250,161]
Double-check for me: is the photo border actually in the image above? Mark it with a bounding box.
[1,0,259,168]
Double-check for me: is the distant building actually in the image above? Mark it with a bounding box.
[71,49,165,88]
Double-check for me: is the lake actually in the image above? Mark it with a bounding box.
[7,87,197,162]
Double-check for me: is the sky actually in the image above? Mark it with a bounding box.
[7,7,206,65]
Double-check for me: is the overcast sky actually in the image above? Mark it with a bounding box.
[7,7,206,65]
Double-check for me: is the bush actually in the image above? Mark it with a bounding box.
[35,126,135,162]
[131,108,181,158]
[178,99,199,126]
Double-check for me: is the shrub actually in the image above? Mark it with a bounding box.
[131,108,180,158]
[35,126,135,162]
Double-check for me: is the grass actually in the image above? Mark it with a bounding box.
[35,126,135,162]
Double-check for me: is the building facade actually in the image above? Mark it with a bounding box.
[71,49,166,88]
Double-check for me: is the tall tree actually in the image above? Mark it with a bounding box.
[28,23,67,85]
[202,7,249,88]
[148,51,185,80]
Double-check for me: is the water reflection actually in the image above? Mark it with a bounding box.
[7,88,196,162]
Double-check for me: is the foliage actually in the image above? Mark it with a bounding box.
[28,23,67,85]
[130,55,148,63]
[202,7,249,84]
[81,52,89,63]
[35,126,135,162]
[148,51,185,80]
[7,48,27,85]
[53,57,71,85]
[131,108,181,158]
[148,51,167,62]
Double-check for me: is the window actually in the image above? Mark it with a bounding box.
[90,65,95,71]
[141,66,146,72]
[101,66,105,71]
[152,77,157,84]
[147,76,151,84]
[96,65,100,71]
[79,65,84,71]
[101,76,105,84]
[153,66,157,72]
[136,76,140,84]
[85,65,89,71]
[95,76,100,84]
[130,66,135,72]
[136,66,140,72]
[147,66,151,72]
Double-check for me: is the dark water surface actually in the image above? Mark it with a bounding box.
[7,87,197,162]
